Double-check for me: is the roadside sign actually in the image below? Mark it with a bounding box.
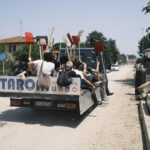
[0,53,7,61]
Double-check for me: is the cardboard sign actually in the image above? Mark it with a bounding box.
[25,32,35,44]
[93,41,104,52]
[67,33,74,45]
[0,76,80,95]
[72,36,79,46]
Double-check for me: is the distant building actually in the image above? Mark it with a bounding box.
[145,48,150,58]
[127,55,136,65]
[127,59,136,65]
[0,36,25,53]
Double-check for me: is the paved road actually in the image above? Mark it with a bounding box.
[0,65,143,150]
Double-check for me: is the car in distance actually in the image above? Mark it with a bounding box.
[111,64,119,71]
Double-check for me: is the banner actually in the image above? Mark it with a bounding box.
[0,76,80,95]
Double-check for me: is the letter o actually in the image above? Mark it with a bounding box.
[25,79,35,90]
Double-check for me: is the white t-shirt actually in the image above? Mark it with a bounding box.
[73,69,85,79]
[34,60,55,77]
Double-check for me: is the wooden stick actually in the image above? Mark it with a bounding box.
[78,30,83,61]
[62,36,70,60]
[66,46,70,61]
[28,43,32,62]
[78,42,81,61]
[70,45,72,60]
[39,45,42,60]
[47,27,55,49]
[73,45,76,61]
[67,33,74,60]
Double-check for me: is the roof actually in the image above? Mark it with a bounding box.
[0,36,26,44]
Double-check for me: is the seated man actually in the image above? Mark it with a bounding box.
[28,52,55,90]
[73,61,102,105]
[82,59,109,101]
[28,52,55,77]
[83,59,100,83]
[51,61,61,77]
[73,61,96,90]
[15,56,32,81]
[57,61,76,87]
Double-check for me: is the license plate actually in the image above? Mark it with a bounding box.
[57,103,65,108]
[34,101,52,107]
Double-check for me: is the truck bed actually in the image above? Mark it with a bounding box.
[0,76,100,115]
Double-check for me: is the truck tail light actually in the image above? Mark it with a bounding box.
[11,99,22,106]
[57,103,77,109]
[65,103,76,109]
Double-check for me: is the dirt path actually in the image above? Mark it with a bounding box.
[0,65,143,150]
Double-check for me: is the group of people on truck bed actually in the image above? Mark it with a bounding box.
[14,52,113,106]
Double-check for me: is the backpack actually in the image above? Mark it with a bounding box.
[57,70,72,87]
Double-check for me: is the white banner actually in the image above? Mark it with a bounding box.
[0,76,80,95]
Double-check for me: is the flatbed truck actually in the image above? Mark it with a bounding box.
[0,76,101,115]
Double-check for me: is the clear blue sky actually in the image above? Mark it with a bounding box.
[0,0,149,55]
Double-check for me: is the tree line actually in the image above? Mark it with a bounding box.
[138,1,150,55]
[0,30,128,75]
[137,1,150,68]
[53,30,127,69]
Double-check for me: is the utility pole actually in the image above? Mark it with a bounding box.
[20,19,22,36]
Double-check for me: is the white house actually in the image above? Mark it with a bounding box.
[145,48,150,58]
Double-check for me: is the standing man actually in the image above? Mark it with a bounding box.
[100,52,113,96]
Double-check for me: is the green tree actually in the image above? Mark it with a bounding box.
[53,42,66,50]
[142,1,150,32]
[127,54,136,60]
[80,42,85,48]
[5,52,18,75]
[119,54,127,64]
[0,52,18,75]
[86,30,107,47]
[138,33,150,54]
[13,44,40,61]
[107,39,120,63]
[0,44,5,53]
[86,31,120,67]
[142,1,150,14]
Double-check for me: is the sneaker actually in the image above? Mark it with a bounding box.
[97,101,103,105]
[94,81,101,86]
[102,98,109,101]
[108,93,114,96]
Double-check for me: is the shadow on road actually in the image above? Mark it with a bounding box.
[0,106,96,128]
[138,104,147,150]
[143,103,150,116]
[114,78,135,88]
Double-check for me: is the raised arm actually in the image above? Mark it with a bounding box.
[83,78,96,90]
[28,61,36,75]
